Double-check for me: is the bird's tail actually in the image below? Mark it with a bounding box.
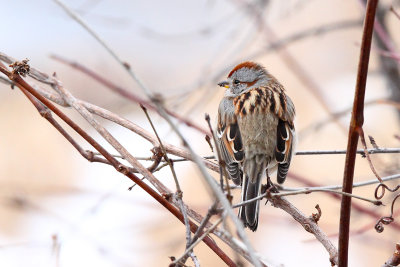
[238,174,262,232]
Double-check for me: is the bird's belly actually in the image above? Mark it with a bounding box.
[238,112,278,162]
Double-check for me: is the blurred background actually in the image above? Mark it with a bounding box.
[1,0,400,266]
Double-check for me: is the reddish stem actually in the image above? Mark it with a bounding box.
[338,1,378,266]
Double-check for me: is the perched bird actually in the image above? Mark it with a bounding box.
[216,62,296,231]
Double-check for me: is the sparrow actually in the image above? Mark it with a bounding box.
[216,62,296,231]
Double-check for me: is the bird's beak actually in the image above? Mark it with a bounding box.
[218,81,230,88]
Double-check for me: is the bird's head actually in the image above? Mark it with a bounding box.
[218,62,270,97]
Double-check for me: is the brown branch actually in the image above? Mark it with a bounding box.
[2,53,266,264]
[1,56,272,266]
[338,1,378,266]
[0,51,219,172]
[51,77,171,195]
[0,62,237,267]
[20,88,111,166]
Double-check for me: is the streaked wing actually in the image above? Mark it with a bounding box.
[275,119,295,183]
[273,86,295,184]
[217,99,244,185]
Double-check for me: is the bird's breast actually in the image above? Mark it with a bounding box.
[237,110,278,159]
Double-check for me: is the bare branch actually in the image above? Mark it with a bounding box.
[51,78,171,194]
[172,217,224,267]
[296,147,400,155]
[142,105,192,252]
[290,172,400,232]
[0,61,237,266]
[269,196,338,265]
[283,173,400,192]
[357,127,383,183]
[382,243,400,267]
[338,1,378,265]
[232,186,382,210]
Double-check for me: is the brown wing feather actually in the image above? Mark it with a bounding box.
[276,120,294,183]
[274,84,295,184]
[217,99,244,185]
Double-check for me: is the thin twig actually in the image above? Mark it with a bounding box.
[189,252,200,267]
[283,173,400,192]
[357,127,383,183]
[191,202,219,245]
[141,105,181,192]
[141,105,192,249]
[53,0,152,96]
[18,87,112,166]
[290,172,400,232]
[232,187,382,209]
[105,146,400,163]
[177,201,220,266]
[51,77,171,194]
[172,217,224,267]
[296,147,400,155]
[275,189,381,205]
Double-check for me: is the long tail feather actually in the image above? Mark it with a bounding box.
[238,174,262,231]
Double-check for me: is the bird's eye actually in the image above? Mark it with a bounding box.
[233,79,240,85]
